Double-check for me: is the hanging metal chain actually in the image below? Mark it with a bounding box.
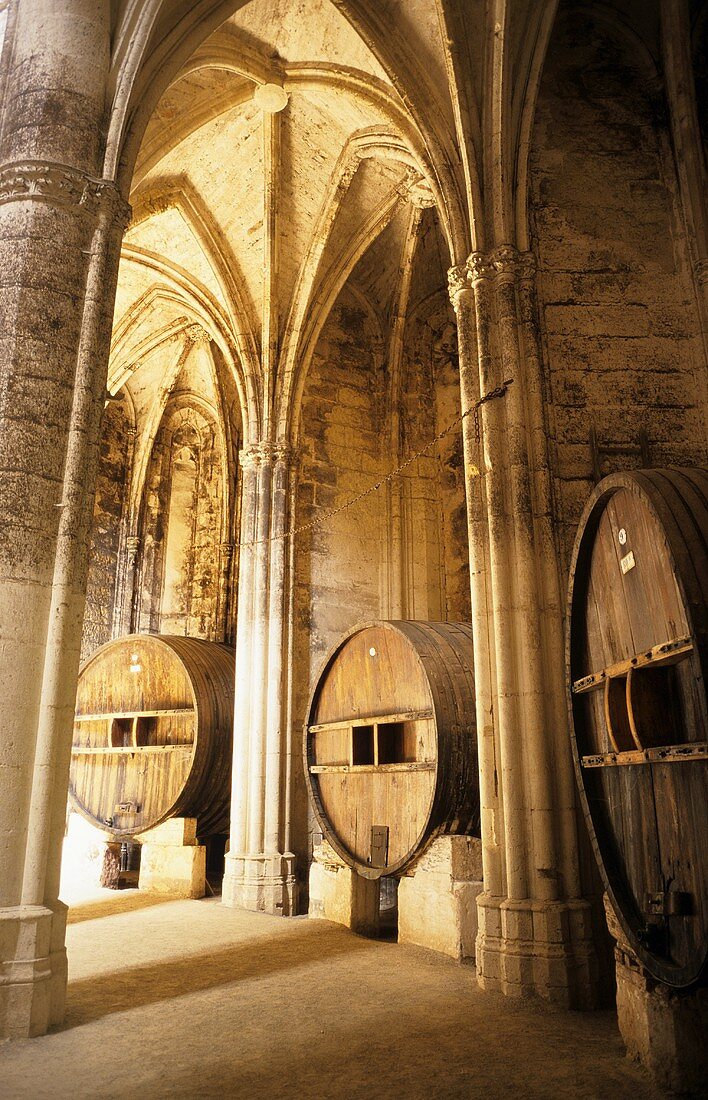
[238,378,513,549]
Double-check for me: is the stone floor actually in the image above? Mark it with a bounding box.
[0,888,666,1100]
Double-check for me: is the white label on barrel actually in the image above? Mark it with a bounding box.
[618,528,627,545]
[620,550,636,574]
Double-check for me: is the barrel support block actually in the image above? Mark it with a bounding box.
[398,836,483,961]
[605,894,708,1092]
[0,903,67,1039]
[139,818,205,899]
[476,893,598,1008]
[615,954,708,1094]
[307,841,379,935]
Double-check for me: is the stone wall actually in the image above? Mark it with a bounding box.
[294,290,386,715]
[530,7,707,568]
[401,298,470,623]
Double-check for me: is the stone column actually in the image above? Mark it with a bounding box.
[449,247,597,1008]
[0,0,119,1039]
[222,442,298,914]
[115,533,141,636]
[19,191,129,1026]
[216,541,235,642]
[660,0,708,363]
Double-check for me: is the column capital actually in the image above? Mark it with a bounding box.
[405,176,436,210]
[0,159,131,229]
[448,245,536,304]
[183,322,211,346]
[239,440,296,470]
[447,263,472,306]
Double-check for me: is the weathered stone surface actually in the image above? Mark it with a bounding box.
[604,894,708,1094]
[99,843,122,889]
[398,836,483,961]
[139,842,206,899]
[308,842,379,935]
[531,9,706,566]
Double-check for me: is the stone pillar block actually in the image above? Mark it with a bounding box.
[0,906,54,1039]
[308,841,379,936]
[476,892,599,1009]
[138,818,205,899]
[47,901,68,1027]
[222,851,298,915]
[398,835,483,961]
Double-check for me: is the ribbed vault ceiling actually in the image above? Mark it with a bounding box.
[111,0,452,438]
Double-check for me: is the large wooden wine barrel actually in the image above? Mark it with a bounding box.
[304,621,479,879]
[567,468,708,988]
[70,634,235,838]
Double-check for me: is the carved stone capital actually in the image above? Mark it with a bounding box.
[239,440,295,471]
[406,176,436,210]
[184,322,211,346]
[448,246,536,303]
[469,244,536,283]
[447,263,472,307]
[0,160,131,229]
[336,157,361,193]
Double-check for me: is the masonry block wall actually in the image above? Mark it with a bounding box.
[530,7,708,568]
[402,297,471,624]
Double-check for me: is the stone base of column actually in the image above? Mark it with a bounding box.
[47,900,68,1027]
[138,818,205,899]
[307,841,379,935]
[475,892,598,1008]
[0,903,68,1039]
[605,897,708,1093]
[398,836,483,961]
[222,850,298,915]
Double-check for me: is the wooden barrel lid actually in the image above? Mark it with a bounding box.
[304,621,478,879]
[567,468,708,987]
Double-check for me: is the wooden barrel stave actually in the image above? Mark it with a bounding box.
[164,636,235,836]
[304,620,478,879]
[568,468,708,988]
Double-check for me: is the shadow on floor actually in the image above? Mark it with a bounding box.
[60,920,378,1030]
[65,891,174,925]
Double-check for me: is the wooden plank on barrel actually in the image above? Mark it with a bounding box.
[651,756,708,979]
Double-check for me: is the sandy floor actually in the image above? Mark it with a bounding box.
[0,888,665,1100]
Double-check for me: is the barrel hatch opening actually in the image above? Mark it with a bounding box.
[377,721,411,764]
[352,726,375,765]
[111,717,133,748]
[135,716,157,746]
